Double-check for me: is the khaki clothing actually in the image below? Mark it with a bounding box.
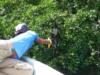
[0,58,33,75]
[0,40,12,61]
[0,49,12,61]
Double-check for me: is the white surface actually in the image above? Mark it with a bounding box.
[32,59,64,75]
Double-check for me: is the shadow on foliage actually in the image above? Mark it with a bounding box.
[25,0,41,5]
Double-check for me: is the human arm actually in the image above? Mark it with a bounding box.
[36,38,52,48]
[36,38,49,44]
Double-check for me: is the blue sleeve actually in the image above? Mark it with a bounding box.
[34,32,39,42]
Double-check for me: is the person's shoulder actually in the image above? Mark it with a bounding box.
[28,30,38,35]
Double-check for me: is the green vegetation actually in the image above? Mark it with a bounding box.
[0,0,100,75]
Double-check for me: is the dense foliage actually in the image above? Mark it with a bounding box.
[0,0,100,75]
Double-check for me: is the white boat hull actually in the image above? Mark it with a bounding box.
[31,59,64,75]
